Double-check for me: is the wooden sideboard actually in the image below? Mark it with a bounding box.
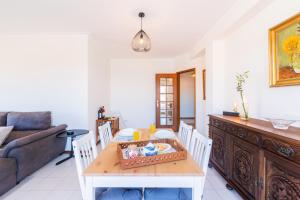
[96,117,119,143]
[209,115,300,200]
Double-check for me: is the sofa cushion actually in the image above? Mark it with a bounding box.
[0,126,14,146]
[7,112,51,131]
[144,188,181,200]
[0,112,8,126]
[3,130,40,145]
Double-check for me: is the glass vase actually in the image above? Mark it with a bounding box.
[239,97,249,121]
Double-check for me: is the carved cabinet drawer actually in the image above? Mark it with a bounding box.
[209,126,228,176]
[231,128,261,147]
[262,136,300,166]
[210,118,261,147]
[210,118,227,131]
[229,136,260,200]
[264,151,300,200]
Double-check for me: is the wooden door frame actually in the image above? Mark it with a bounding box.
[176,68,196,130]
[155,74,178,131]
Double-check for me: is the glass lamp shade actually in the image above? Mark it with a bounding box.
[132,30,151,52]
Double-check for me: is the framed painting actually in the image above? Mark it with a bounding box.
[269,13,300,87]
[202,69,206,100]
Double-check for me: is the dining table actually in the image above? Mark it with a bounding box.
[84,128,204,200]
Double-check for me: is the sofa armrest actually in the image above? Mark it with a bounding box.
[0,157,16,176]
[1,124,67,157]
[0,157,17,195]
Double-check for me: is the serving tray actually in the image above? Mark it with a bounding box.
[117,139,187,169]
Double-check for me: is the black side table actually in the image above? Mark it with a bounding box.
[56,129,89,165]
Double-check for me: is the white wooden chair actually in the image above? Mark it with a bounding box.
[73,131,143,200]
[145,128,212,200]
[189,129,213,198]
[72,131,98,200]
[98,122,113,150]
[178,121,193,150]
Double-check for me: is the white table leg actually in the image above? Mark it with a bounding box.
[193,177,203,200]
[86,177,95,200]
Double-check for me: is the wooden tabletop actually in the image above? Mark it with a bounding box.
[84,129,204,177]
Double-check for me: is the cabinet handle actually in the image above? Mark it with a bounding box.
[214,121,220,127]
[237,132,246,138]
[277,146,295,157]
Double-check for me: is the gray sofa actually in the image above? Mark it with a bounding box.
[0,112,67,196]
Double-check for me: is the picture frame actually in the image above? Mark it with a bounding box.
[202,69,206,100]
[269,13,300,87]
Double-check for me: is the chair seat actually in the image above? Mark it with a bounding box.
[179,188,192,200]
[144,188,192,200]
[96,188,143,200]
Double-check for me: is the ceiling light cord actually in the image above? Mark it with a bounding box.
[138,12,145,30]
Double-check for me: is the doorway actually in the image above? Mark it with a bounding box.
[155,74,178,131]
[177,68,196,128]
[155,68,196,131]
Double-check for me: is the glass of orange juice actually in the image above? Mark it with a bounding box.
[149,123,156,134]
[133,130,140,141]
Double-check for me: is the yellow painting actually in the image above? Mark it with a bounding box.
[269,13,300,87]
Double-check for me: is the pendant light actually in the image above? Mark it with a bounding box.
[132,12,151,52]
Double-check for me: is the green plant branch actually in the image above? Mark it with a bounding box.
[236,71,249,120]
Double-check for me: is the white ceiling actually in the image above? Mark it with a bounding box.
[0,0,237,58]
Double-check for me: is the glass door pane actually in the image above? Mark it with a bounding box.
[156,74,177,130]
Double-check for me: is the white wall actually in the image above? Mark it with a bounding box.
[110,59,175,128]
[184,0,300,133]
[88,37,110,132]
[180,72,195,118]
[0,35,89,129]
[3,0,298,138]
[222,0,300,121]
[174,54,206,134]
[176,0,274,135]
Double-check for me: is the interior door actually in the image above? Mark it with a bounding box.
[156,74,178,131]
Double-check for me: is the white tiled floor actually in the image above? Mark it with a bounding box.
[1,154,242,200]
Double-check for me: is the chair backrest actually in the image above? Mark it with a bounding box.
[98,122,113,150]
[110,110,127,129]
[189,129,212,175]
[178,121,193,150]
[189,130,212,198]
[72,131,98,199]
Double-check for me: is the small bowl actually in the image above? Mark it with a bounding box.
[266,118,296,130]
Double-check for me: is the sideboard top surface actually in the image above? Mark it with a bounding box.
[209,114,300,143]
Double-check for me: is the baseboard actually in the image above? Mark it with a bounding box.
[180,117,195,120]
